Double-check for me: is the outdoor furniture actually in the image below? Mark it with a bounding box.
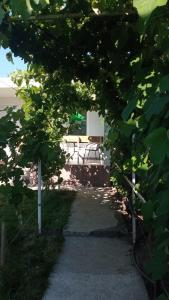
[83,136,103,163]
[62,135,103,165]
[84,143,101,161]
[63,136,80,163]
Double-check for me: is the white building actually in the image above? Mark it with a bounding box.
[0,77,22,117]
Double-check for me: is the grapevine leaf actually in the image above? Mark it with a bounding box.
[159,75,169,93]
[156,295,169,300]
[133,0,167,34]
[145,127,169,164]
[142,200,154,221]
[145,94,169,120]
[108,129,118,143]
[0,33,9,48]
[39,0,50,7]
[145,249,167,280]
[133,0,167,19]
[156,190,169,216]
[0,6,5,24]
[10,0,33,18]
[122,97,138,121]
[32,0,40,4]
[6,52,14,64]
[119,120,135,138]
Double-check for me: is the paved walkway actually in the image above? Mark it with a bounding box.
[43,188,149,300]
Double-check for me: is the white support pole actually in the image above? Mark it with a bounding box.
[132,169,136,245]
[0,222,6,266]
[77,137,80,165]
[114,162,146,204]
[132,134,136,245]
[38,160,42,235]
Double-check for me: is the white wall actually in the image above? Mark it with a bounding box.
[0,86,22,117]
[87,111,104,136]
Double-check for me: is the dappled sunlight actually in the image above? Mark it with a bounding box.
[60,164,110,188]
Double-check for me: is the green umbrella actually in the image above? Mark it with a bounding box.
[70,113,85,122]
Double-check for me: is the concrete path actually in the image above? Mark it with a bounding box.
[43,188,149,300]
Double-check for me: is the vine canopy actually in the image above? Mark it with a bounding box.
[1,0,169,285]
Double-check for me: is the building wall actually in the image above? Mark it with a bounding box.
[87,111,104,136]
[0,81,22,117]
[0,95,22,117]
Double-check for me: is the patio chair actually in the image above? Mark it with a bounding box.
[63,136,80,163]
[83,136,103,163]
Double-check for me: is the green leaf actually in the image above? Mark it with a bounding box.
[0,148,7,160]
[10,0,33,18]
[119,120,136,138]
[133,0,167,19]
[0,33,9,49]
[145,127,169,164]
[133,0,167,34]
[108,129,118,143]
[145,249,167,280]
[145,128,165,146]
[6,52,14,64]
[156,190,169,216]
[122,97,138,121]
[156,294,169,300]
[32,0,40,4]
[142,200,154,221]
[39,0,50,7]
[0,6,5,24]
[159,75,169,93]
[145,94,169,120]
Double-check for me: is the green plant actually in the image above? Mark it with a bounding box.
[0,189,75,300]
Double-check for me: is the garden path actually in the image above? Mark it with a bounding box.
[43,187,149,300]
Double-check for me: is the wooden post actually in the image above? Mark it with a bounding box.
[0,222,6,266]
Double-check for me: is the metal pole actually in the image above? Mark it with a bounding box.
[132,169,136,244]
[114,162,146,203]
[77,137,80,164]
[123,174,146,203]
[0,222,6,266]
[38,160,42,234]
[132,134,136,245]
